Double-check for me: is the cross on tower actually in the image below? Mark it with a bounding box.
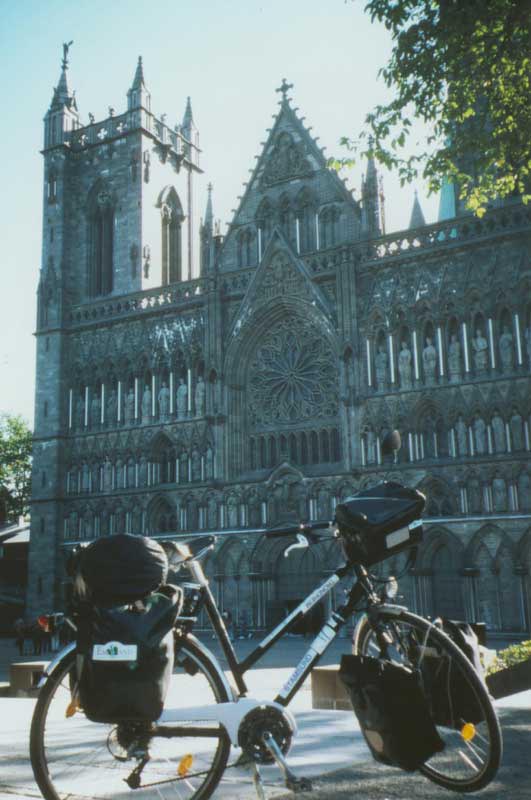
[276,78,294,101]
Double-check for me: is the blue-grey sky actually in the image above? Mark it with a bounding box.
[0,0,438,424]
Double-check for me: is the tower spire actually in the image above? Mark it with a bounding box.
[127,56,151,111]
[182,96,194,133]
[204,182,214,231]
[51,41,76,110]
[361,144,382,238]
[409,189,426,228]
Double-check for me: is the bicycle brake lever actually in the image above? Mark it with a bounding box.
[284,533,309,557]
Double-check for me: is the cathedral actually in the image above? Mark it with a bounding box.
[27,51,531,637]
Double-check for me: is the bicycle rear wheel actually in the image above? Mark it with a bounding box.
[353,608,502,793]
[30,637,231,800]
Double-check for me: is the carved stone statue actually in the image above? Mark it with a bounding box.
[448,334,462,382]
[422,337,437,383]
[525,326,531,370]
[76,395,85,429]
[106,389,117,426]
[468,478,482,513]
[456,415,468,457]
[205,447,214,480]
[492,477,507,512]
[91,392,101,427]
[81,462,90,492]
[103,458,112,493]
[207,495,217,529]
[491,411,506,453]
[375,344,388,390]
[176,378,188,419]
[158,381,170,418]
[499,325,514,372]
[139,456,148,487]
[191,448,201,481]
[398,341,412,389]
[472,329,489,372]
[473,414,487,455]
[318,487,330,519]
[227,495,238,528]
[510,408,524,451]
[179,450,188,481]
[518,471,531,511]
[124,388,135,423]
[127,459,136,488]
[141,385,152,421]
[195,376,206,416]
[365,427,376,464]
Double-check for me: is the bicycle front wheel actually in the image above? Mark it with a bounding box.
[353,608,502,793]
[30,637,231,800]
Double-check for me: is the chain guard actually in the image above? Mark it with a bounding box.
[237,706,294,765]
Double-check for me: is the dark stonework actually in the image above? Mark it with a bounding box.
[27,59,531,636]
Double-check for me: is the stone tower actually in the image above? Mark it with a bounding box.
[27,49,203,616]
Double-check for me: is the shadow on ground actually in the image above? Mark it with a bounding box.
[274,708,531,800]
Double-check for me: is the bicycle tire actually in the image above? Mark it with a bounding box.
[30,637,231,800]
[353,608,502,793]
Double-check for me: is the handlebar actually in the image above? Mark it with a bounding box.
[265,519,334,540]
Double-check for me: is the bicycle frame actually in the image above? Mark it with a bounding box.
[183,556,361,706]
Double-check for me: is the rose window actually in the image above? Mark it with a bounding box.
[248,319,338,426]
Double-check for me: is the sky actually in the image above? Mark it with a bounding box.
[0,0,439,425]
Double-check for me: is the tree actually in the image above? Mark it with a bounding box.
[0,415,32,522]
[337,1,531,215]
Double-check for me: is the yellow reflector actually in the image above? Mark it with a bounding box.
[178,754,194,777]
[461,723,476,741]
[65,697,80,718]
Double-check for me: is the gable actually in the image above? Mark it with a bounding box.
[219,89,361,271]
[230,229,335,338]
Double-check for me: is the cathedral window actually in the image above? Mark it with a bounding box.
[47,173,57,204]
[279,196,295,244]
[256,199,273,258]
[88,187,114,296]
[159,187,184,285]
[319,206,339,249]
[296,189,316,253]
[237,229,255,268]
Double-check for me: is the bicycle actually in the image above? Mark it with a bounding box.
[30,444,502,800]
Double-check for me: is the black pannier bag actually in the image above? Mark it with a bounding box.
[77,587,181,723]
[335,482,425,566]
[78,534,168,606]
[417,619,486,729]
[339,654,445,772]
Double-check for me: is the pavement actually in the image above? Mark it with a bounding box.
[0,635,530,800]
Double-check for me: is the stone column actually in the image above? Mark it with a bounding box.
[462,322,470,373]
[514,312,523,366]
[412,330,420,381]
[437,326,445,378]
[488,318,496,369]
[388,334,396,385]
[169,371,175,415]
[366,339,372,388]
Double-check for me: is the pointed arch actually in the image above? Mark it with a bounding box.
[86,180,115,297]
[158,186,184,284]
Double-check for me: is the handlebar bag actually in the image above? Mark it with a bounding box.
[336,482,425,566]
[339,654,445,771]
[77,534,168,606]
[414,619,486,729]
[76,586,181,723]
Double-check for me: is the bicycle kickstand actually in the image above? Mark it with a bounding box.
[261,732,313,794]
[250,763,267,800]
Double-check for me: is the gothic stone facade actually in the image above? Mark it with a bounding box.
[28,59,531,635]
